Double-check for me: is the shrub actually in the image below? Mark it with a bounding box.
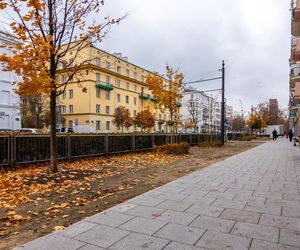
[198,140,223,148]
[156,142,190,154]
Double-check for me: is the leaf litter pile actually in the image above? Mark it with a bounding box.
[0,142,261,249]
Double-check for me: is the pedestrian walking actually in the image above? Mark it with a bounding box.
[284,130,289,139]
[272,129,278,141]
[289,129,293,142]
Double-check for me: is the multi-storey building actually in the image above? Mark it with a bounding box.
[290,0,300,136]
[57,44,180,133]
[182,88,223,133]
[0,24,21,130]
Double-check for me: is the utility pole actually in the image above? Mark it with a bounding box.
[221,60,225,145]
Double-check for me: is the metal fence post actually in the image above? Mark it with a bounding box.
[10,135,15,168]
[105,134,109,154]
[131,134,136,151]
[67,135,71,159]
[151,134,155,148]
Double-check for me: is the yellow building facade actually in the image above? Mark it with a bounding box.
[57,44,179,133]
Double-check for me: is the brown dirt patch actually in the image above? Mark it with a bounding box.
[0,141,262,249]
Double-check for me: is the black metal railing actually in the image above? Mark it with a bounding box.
[0,133,227,167]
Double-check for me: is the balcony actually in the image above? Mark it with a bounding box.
[290,65,300,89]
[95,82,114,90]
[291,38,300,63]
[140,94,150,100]
[291,0,300,36]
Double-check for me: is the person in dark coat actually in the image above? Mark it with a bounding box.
[289,129,293,142]
[272,129,278,141]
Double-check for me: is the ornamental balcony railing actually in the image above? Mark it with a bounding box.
[291,0,300,36]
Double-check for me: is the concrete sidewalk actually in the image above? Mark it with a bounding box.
[16,139,300,250]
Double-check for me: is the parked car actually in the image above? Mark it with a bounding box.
[0,128,13,133]
[15,128,41,134]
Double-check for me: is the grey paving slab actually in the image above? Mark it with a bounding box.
[231,222,279,243]
[186,204,224,217]
[18,139,300,250]
[196,231,251,250]
[259,214,300,231]
[61,221,98,238]
[108,233,169,250]
[164,241,205,250]
[84,211,134,227]
[250,239,299,250]
[190,215,236,233]
[74,225,130,248]
[279,229,300,248]
[154,223,205,245]
[156,200,193,212]
[15,234,85,250]
[219,208,260,224]
[155,209,198,225]
[211,198,247,210]
[119,217,167,235]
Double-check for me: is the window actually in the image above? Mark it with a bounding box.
[159,114,162,120]
[61,105,66,114]
[105,106,110,114]
[106,76,110,85]
[62,91,66,99]
[106,121,110,130]
[134,72,137,79]
[141,87,144,94]
[126,96,129,104]
[96,120,101,130]
[96,73,101,83]
[69,58,73,67]
[106,61,110,69]
[117,79,121,87]
[117,94,121,103]
[62,75,67,83]
[134,110,136,117]
[141,75,144,82]
[106,90,110,100]
[117,66,121,74]
[69,89,73,99]
[68,120,73,128]
[134,85,137,92]
[96,57,100,66]
[126,69,129,77]
[134,97,137,105]
[96,104,100,113]
[69,105,73,114]
[96,89,100,98]
[126,82,129,90]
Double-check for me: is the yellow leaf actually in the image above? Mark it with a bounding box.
[53,225,65,231]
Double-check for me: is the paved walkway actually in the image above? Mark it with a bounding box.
[16,139,300,250]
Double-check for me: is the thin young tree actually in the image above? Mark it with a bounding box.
[0,0,123,172]
[146,65,183,133]
[112,106,133,133]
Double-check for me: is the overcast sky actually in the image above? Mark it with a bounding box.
[98,0,290,114]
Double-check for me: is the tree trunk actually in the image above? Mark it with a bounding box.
[49,91,58,172]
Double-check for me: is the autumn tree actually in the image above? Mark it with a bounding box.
[247,113,263,133]
[184,100,202,132]
[146,66,183,133]
[231,115,246,132]
[112,106,133,133]
[20,94,48,128]
[0,0,122,172]
[134,110,155,131]
[182,119,194,133]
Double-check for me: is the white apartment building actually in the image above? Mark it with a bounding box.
[182,88,219,133]
[0,24,21,130]
[182,88,234,133]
